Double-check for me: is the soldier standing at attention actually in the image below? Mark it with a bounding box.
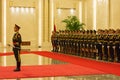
[115,29,120,62]
[12,24,22,72]
[51,31,56,52]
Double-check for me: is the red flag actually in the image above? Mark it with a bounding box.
[54,24,56,32]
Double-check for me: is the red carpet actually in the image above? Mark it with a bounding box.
[32,51,120,76]
[0,64,105,79]
[0,51,120,79]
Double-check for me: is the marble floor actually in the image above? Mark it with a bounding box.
[2,75,120,80]
[0,46,120,80]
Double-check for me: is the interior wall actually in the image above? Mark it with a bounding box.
[6,0,39,47]
[111,0,120,29]
[83,0,120,30]
[0,0,2,42]
[54,0,80,31]
[83,0,93,30]
[96,0,110,30]
[43,0,49,42]
[83,0,109,30]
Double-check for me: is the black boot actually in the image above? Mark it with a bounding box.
[14,62,21,72]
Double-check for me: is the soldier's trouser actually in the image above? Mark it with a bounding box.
[103,44,108,61]
[77,44,80,56]
[115,43,120,62]
[13,48,21,69]
[109,45,114,62]
[97,44,102,60]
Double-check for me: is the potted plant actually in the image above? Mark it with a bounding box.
[62,16,85,30]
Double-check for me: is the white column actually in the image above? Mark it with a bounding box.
[2,0,7,66]
[93,0,97,30]
[38,0,43,47]
[49,0,54,35]
[79,0,82,22]
[2,0,7,47]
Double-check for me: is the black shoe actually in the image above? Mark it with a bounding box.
[13,68,21,72]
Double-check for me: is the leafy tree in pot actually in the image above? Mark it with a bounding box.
[62,16,85,30]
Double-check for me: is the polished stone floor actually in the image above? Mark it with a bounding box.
[2,75,120,80]
[0,46,120,80]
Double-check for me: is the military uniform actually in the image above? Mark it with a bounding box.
[54,32,59,52]
[115,34,120,62]
[51,31,56,52]
[13,31,22,71]
[91,33,97,59]
[102,34,109,61]
[96,34,103,60]
[108,34,115,62]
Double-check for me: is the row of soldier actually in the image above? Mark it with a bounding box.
[51,29,120,62]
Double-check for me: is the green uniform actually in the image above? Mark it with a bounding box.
[12,32,22,71]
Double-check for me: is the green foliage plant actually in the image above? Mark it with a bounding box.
[62,16,85,30]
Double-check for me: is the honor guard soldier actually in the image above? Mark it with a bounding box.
[69,30,73,54]
[102,29,109,61]
[12,24,22,72]
[55,31,59,52]
[58,30,63,53]
[51,31,56,52]
[63,30,68,54]
[74,30,79,56]
[76,30,81,56]
[60,30,65,53]
[96,29,103,60]
[115,29,120,62]
[91,30,97,59]
[80,30,85,57]
[108,29,115,62]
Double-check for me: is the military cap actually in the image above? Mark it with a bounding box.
[15,24,20,30]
